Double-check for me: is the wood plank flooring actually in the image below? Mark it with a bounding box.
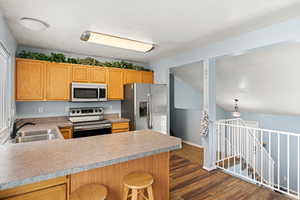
[171,143,204,166]
[170,144,291,200]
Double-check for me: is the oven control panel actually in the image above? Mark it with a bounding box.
[69,107,104,117]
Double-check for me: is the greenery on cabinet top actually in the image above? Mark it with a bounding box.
[17,51,152,72]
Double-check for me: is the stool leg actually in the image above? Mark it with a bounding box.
[132,189,138,200]
[123,186,129,200]
[147,186,154,200]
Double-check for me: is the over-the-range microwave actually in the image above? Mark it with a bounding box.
[71,82,107,102]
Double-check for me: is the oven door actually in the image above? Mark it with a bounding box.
[73,123,112,138]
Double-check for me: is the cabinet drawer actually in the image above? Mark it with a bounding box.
[112,122,129,130]
[112,128,129,133]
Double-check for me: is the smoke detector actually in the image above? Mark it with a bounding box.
[19,18,49,31]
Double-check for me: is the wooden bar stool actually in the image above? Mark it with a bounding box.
[123,171,154,200]
[70,184,108,200]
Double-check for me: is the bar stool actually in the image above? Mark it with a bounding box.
[70,184,108,200]
[123,171,154,200]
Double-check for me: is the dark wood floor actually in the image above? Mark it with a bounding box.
[169,154,291,200]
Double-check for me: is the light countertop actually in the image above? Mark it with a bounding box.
[0,130,181,190]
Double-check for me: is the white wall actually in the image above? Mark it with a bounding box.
[170,73,226,146]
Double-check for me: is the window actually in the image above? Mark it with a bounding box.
[0,42,11,134]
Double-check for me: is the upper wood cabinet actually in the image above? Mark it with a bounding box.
[16,59,154,101]
[89,67,106,83]
[46,63,71,100]
[124,69,142,84]
[107,68,124,100]
[72,65,89,82]
[141,71,154,84]
[72,65,106,83]
[16,59,45,101]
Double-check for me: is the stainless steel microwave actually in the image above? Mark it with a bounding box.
[71,82,107,102]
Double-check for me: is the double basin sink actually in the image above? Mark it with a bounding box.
[11,129,61,144]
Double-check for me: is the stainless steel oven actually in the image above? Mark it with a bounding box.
[71,82,107,102]
[72,120,112,138]
[69,107,112,138]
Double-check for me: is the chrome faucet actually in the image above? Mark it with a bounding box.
[11,122,36,139]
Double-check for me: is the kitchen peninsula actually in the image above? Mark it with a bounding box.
[0,130,181,200]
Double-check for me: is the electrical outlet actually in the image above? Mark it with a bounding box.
[38,107,44,113]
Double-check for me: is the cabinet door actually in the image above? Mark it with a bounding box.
[59,127,73,139]
[16,59,45,100]
[4,185,67,200]
[46,63,71,100]
[124,70,142,84]
[141,71,154,84]
[72,65,89,82]
[107,68,124,100]
[89,67,106,83]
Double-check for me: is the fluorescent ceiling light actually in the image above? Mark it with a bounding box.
[19,18,49,31]
[81,31,154,53]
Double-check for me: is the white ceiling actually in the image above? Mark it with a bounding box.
[171,42,300,116]
[1,0,300,63]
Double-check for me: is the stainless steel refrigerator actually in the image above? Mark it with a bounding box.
[121,83,168,134]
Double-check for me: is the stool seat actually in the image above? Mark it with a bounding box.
[70,184,108,200]
[123,171,154,189]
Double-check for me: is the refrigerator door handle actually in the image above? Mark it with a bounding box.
[147,94,153,129]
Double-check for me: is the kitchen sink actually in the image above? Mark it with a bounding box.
[18,129,54,137]
[14,134,58,143]
[11,128,61,144]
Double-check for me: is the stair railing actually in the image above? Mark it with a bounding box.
[215,119,300,199]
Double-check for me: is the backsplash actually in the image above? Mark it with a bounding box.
[16,101,121,119]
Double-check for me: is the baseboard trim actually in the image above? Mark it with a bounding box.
[182,140,203,149]
[203,165,216,171]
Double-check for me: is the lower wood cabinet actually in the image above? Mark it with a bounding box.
[59,127,73,139]
[0,176,69,200]
[112,122,129,133]
[4,185,67,200]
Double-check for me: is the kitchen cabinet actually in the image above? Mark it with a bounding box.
[141,71,154,84]
[4,185,67,200]
[124,69,142,84]
[107,68,124,100]
[112,122,129,133]
[89,67,106,83]
[46,63,71,100]
[16,59,153,101]
[0,176,68,200]
[72,65,106,84]
[72,65,89,82]
[16,59,45,101]
[59,127,73,139]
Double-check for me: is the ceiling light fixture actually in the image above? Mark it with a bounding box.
[232,98,241,117]
[80,31,154,53]
[19,17,49,31]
